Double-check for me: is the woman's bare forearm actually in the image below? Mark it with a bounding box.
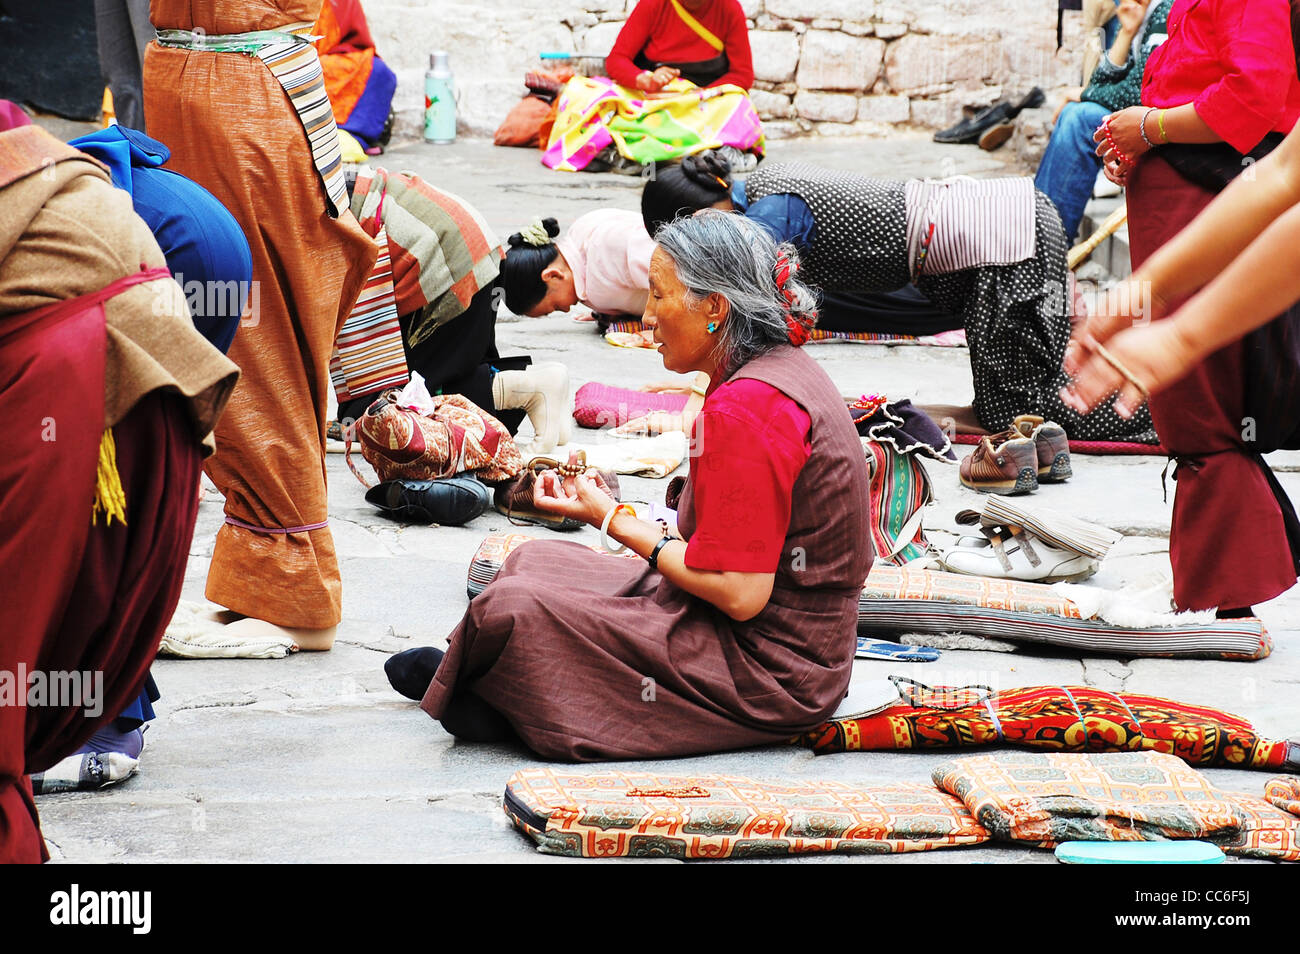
[1107,31,1134,68]
[606,511,774,620]
[1136,124,1300,306]
[1165,202,1300,363]
[1158,103,1222,144]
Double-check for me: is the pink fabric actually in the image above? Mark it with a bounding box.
[684,378,810,573]
[1142,0,1300,154]
[0,100,31,132]
[573,382,687,428]
[554,210,655,317]
[952,433,1165,455]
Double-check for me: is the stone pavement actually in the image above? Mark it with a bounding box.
[38,132,1300,863]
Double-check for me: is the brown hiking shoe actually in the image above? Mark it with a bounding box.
[1007,414,1072,483]
[960,435,1039,495]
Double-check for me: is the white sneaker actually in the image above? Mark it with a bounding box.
[939,532,1098,583]
[1092,168,1122,199]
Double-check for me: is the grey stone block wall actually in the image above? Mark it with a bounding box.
[365,0,1090,160]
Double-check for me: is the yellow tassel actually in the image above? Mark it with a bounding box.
[92,428,127,527]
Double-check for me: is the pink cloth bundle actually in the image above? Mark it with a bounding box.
[572,382,689,430]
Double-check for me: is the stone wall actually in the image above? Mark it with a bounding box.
[364,0,1090,161]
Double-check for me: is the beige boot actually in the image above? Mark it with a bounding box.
[492,362,571,453]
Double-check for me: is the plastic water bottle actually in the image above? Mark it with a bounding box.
[424,51,456,144]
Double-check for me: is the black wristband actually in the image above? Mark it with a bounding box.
[648,535,674,570]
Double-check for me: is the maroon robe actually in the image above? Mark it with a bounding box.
[1127,154,1300,612]
[1,127,234,862]
[421,344,874,761]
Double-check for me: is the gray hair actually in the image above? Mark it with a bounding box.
[654,211,818,374]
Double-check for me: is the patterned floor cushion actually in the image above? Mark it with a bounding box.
[1220,793,1300,861]
[504,768,990,859]
[467,535,1272,660]
[467,533,639,598]
[799,677,1299,772]
[932,751,1300,861]
[1265,777,1300,817]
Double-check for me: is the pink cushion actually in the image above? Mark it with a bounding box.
[573,382,689,429]
[952,433,1165,456]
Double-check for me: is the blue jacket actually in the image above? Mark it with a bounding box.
[69,125,251,353]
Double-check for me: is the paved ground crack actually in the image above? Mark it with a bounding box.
[1080,658,1133,691]
[172,698,257,712]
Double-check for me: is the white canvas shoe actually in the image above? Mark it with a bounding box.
[939,532,1098,583]
[1093,168,1122,198]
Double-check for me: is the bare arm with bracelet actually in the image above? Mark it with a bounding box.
[532,469,775,621]
[1063,123,1300,416]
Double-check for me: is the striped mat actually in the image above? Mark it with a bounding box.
[602,320,967,348]
[466,534,1272,661]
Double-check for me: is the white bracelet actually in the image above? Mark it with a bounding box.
[600,504,630,554]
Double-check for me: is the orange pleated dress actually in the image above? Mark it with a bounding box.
[144,0,376,628]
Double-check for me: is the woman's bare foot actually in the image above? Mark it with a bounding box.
[221,618,338,651]
[915,403,988,436]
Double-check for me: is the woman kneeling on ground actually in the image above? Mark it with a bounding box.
[642,151,1154,444]
[385,212,873,761]
[498,209,655,324]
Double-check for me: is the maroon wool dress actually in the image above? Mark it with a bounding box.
[421,344,874,761]
[1127,155,1300,611]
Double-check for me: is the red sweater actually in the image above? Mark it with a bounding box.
[1142,0,1300,154]
[605,0,754,91]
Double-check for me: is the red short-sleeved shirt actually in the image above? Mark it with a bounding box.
[1142,0,1300,154]
[683,377,811,573]
[605,0,755,91]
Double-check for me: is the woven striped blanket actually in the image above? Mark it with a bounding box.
[602,319,967,348]
[466,534,1273,660]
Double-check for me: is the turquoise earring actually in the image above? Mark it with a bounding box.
[706,321,718,333]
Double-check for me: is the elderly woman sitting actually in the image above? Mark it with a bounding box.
[384,212,873,761]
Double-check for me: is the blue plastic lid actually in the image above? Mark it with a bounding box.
[538,52,576,59]
[1055,841,1225,864]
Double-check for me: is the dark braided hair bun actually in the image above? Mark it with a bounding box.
[506,216,560,249]
[680,150,733,193]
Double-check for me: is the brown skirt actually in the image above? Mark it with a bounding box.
[421,540,857,762]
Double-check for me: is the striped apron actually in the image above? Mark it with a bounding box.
[155,24,347,217]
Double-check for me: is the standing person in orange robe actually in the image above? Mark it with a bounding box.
[144,1,376,649]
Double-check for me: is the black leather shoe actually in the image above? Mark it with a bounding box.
[1010,86,1045,117]
[385,647,445,701]
[365,475,491,526]
[933,100,1012,144]
[933,87,1043,144]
